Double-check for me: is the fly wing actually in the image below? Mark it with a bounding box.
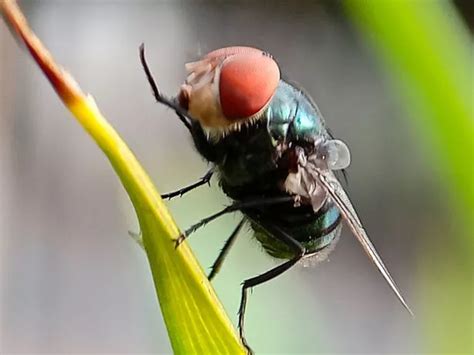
[304,163,414,316]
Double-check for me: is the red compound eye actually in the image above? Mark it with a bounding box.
[217,49,280,120]
[205,46,265,60]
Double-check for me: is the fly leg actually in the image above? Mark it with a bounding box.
[237,224,306,354]
[139,44,194,132]
[208,218,245,281]
[161,166,214,200]
[175,195,294,247]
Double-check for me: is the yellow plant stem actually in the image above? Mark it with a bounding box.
[1,1,245,353]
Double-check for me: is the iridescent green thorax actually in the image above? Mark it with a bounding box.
[265,80,325,143]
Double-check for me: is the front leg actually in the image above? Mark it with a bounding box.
[161,166,214,200]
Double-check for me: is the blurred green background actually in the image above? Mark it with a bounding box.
[0,1,472,354]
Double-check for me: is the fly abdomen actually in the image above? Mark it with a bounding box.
[247,199,342,260]
[301,201,342,256]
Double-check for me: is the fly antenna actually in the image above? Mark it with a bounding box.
[139,43,193,131]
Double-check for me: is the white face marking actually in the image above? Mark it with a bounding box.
[200,110,266,141]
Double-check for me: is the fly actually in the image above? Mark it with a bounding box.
[139,45,413,354]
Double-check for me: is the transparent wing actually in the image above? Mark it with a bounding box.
[303,161,414,316]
